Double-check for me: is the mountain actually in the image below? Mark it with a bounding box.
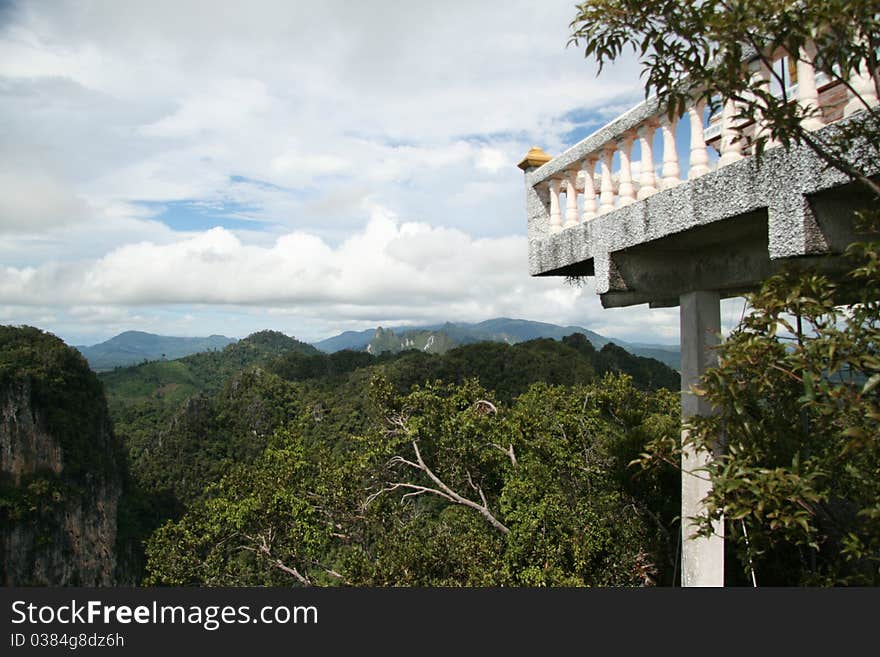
[311,328,377,353]
[0,326,128,585]
[366,327,458,354]
[100,330,319,411]
[314,318,680,369]
[75,331,237,371]
[132,332,681,586]
[126,332,680,517]
[88,325,682,584]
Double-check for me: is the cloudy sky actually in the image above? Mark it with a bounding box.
[0,0,743,347]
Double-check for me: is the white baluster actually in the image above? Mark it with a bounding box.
[687,100,711,178]
[660,116,680,189]
[718,98,744,167]
[797,42,824,131]
[637,121,658,200]
[599,144,616,214]
[751,61,779,149]
[844,64,880,117]
[617,132,636,205]
[564,171,579,228]
[580,156,598,221]
[548,178,562,233]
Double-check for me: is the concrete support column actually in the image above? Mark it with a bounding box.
[679,290,724,587]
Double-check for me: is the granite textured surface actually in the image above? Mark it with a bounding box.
[525,115,877,307]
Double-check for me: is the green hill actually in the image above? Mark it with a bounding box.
[139,333,682,587]
[367,327,459,354]
[75,331,236,371]
[314,317,681,369]
[101,330,317,403]
[98,328,680,585]
[100,330,319,450]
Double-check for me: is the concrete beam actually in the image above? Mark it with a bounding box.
[526,116,880,304]
[679,290,724,587]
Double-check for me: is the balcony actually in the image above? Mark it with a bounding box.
[520,45,879,587]
[519,47,879,309]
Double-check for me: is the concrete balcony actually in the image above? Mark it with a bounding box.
[520,50,879,310]
[520,45,879,587]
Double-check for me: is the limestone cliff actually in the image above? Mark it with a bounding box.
[0,326,125,585]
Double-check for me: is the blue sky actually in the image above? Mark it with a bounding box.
[0,0,744,347]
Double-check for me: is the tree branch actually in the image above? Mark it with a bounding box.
[486,442,518,467]
[370,415,511,535]
[409,440,510,534]
[241,531,312,586]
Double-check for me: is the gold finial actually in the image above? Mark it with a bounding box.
[517,146,552,171]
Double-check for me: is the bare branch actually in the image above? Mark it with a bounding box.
[388,455,420,470]
[409,440,510,534]
[486,442,518,467]
[373,417,511,534]
[241,531,312,586]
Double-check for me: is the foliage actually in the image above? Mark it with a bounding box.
[144,435,333,586]
[0,473,69,525]
[694,234,880,585]
[570,0,880,188]
[636,233,880,584]
[98,331,682,585]
[0,326,122,481]
[373,337,678,404]
[144,374,681,586]
[571,0,880,586]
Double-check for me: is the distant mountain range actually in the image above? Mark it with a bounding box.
[74,318,681,372]
[314,318,681,370]
[75,331,236,371]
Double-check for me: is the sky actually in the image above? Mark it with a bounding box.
[0,0,745,347]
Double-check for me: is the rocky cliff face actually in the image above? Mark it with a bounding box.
[0,326,125,586]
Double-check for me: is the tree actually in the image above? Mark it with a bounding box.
[635,231,880,585]
[144,375,682,586]
[570,0,880,191]
[571,1,880,584]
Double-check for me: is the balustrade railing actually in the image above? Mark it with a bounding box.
[521,45,878,236]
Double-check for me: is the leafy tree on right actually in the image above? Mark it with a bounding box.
[571,1,880,584]
[571,0,880,585]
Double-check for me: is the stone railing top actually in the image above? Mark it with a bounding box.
[526,94,664,186]
[524,44,776,187]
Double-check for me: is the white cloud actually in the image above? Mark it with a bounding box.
[2,206,671,345]
[475,147,508,174]
[0,208,577,312]
[0,0,643,237]
[0,1,681,345]
[0,170,90,232]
